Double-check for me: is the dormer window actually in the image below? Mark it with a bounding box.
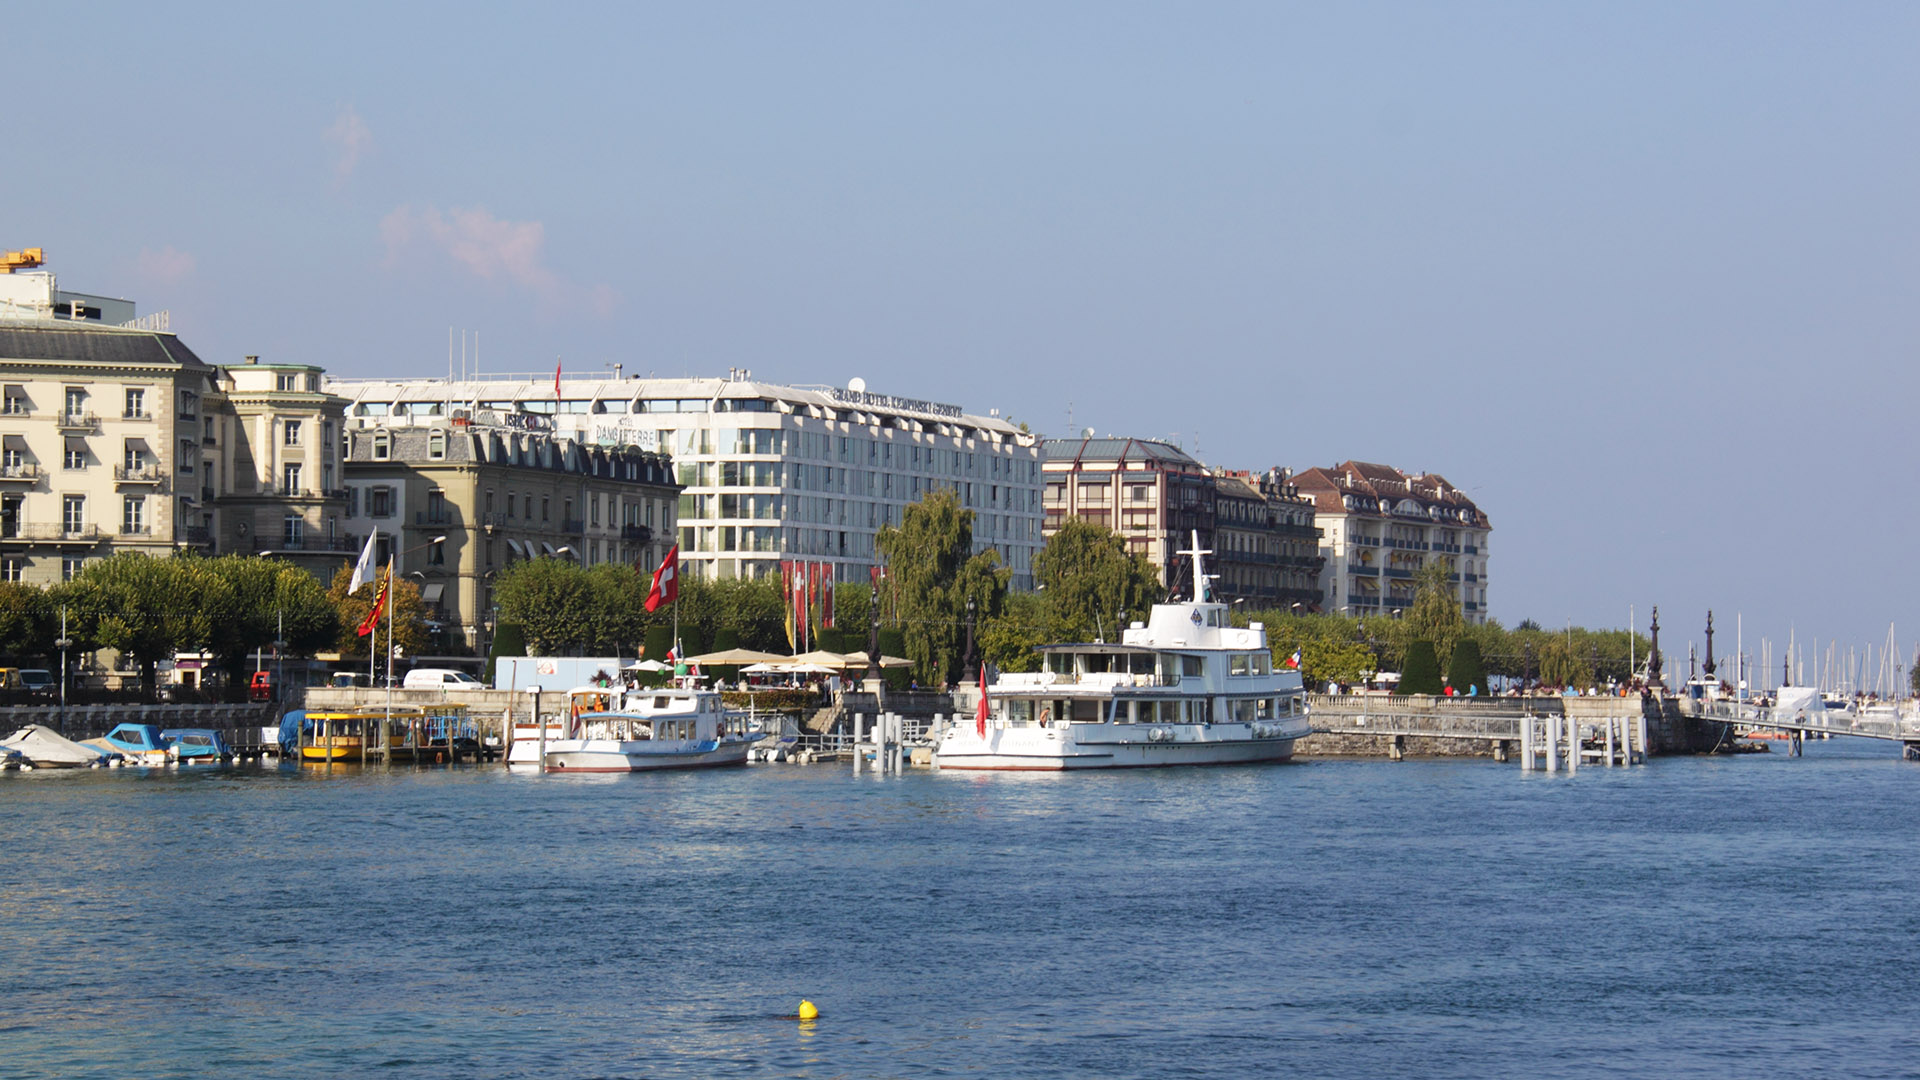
[372,431,391,460]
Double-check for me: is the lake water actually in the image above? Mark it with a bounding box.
[4,738,1919,1079]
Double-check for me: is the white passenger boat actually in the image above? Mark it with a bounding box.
[935,535,1311,770]
[507,684,761,772]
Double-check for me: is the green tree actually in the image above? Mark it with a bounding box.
[0,581,53,660]
[487,623,527,682]
[203,555,339,694]
[1406,561,1465,671]
[1447,638,1488,696]
[1400,639,1444,695]
[493,558,597,654]
[62,553,229,701]
[326,565,430,668]
[1032,518,1161,642]
[875,488,1008,686]
[979,589,1048,673]
[1538,636,1591,689]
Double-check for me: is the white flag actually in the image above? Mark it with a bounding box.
[350,528,379,592]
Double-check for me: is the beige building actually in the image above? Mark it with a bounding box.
[341,421,678,653]
[0,261,353,587]
[0,318,223,583]
[212,357,352,580]
[1209,469,1324,610]
[1293,461,1492,623]
[1041,437,1219,595]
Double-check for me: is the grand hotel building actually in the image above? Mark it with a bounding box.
[1292,461,1492,623]
[330,371,1043,590]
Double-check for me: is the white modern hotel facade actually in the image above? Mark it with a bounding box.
[330,370,1044,589]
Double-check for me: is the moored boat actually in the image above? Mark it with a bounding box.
[1,725,113,768]
[509,684,761,772]
[80,724,174,765]
[161,728,235,762]
[935,533,1311,770]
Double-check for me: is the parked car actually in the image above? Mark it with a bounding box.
[402,668,484,690]
[17,669,54,698]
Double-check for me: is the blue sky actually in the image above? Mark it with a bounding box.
[9,3,1918,681]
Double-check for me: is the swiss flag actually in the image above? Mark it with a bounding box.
[644,545,679,612]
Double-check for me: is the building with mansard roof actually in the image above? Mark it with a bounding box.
[1292,460,1491,623]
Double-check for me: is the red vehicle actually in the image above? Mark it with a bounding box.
[249,671,274,702]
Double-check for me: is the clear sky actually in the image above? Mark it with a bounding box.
[9,3,1917,682]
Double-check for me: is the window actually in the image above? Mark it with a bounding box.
[0,496,18,538]
[426,489,448,524]
[284,515,304,547]
[282,463,302,495]
[322,420,334,449]
[345,486,359,516]
[276,373,298,391]
[62,557,83,582]
[64,442,85,470]
[429,538,446,565]
[372,431,390,460]
[284,420,302,446]
[1,390,25,416]
[123,442,147,472]
[123,496,145,535]
[541,496,550,522]
[0,557,19,583]
[428,430,445,460]
[64,387,86,419]
[369,487,394,518]
[63,495,85,534]
[1,446,19,471]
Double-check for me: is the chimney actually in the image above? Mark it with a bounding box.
[245,355,259,364]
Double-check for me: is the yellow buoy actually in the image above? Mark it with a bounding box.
[797,999,819,1020]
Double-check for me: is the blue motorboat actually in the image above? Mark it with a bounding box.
[80,724,173,764]
[160,728,234,762]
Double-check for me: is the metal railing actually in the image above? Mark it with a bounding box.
[0,463,40,480]
[114,464,167,483]
[56,412,101,433]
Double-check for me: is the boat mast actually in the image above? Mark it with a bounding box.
[1174,529,1213,603]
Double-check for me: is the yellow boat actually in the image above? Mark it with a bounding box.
[298,705,477,764]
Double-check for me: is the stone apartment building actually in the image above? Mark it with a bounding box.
[340,420,678,653]
[1292,460,1492,623]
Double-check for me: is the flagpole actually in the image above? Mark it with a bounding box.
[384,555,395,746]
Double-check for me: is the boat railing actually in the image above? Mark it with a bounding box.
[1009,671,1176,689]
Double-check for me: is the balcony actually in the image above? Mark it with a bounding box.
[323,488,351,500]
[561,517,585,536]
[480,512,509,532]
[0,463,40,482]
[114,464,167,484]
[56,412,100,434]
[121,525,152,536]
[416,510,457,526]
[1350,566,1379,577]
[0,524,105,543]
[622,524,653,544]
[122,410,153,421]
[269,535,359,553]
[1464,545,1479,554]
[200,486,216,502]
[1465,573,1479,583]
[182,526,213,545]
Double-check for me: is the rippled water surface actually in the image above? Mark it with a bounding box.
[4,738,1919,1079]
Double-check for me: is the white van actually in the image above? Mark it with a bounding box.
[402,668,484,689]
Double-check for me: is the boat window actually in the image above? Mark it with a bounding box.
[1253,653,1272,676]
[1157,700,1183,724]
[1257,698,1274,719]
[1129,653,1156,676]
[1005,700,1033,726]
[1230,699,1257,723]
[1082,653,1112,674]
[1048,653,1072,676]
[1230,654,1251,676]
[1182,656,1203,677]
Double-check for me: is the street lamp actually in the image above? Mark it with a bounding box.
[866,590,882,683]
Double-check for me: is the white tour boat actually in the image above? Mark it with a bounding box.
[507,683,761,772]
[935,535,1311,770]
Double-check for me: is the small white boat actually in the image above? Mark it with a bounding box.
[935,533,1312,770]
[507,684,762,772]
[2,725,116,768]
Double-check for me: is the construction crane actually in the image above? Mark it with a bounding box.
[2,248,45,273]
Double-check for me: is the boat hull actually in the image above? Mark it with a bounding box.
[541,737,756,773]
[935,722,1307,771]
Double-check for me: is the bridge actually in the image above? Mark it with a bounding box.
[1685,699,1920,759]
